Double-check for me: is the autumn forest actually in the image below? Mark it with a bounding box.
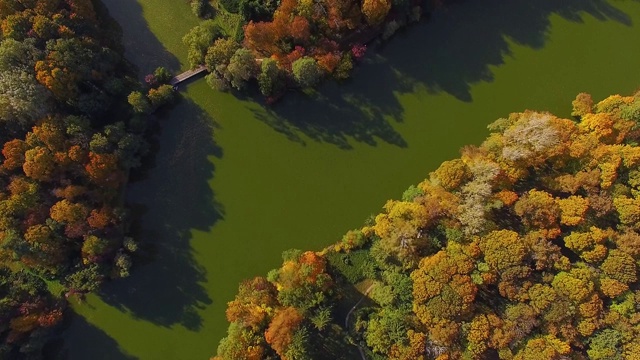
[214,94,640,359]
[0,0,173,356]
[1,0,640,358]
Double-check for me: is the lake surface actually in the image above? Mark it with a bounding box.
[57,0,640,359]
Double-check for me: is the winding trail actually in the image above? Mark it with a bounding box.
[344,283,375,360]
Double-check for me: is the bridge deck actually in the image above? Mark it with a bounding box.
[170,65,208,86]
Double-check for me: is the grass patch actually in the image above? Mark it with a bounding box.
[326,249,377,284]
[209,0,245,40]
[45,279,66,298]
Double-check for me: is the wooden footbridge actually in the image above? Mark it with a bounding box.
[170,65,208,86]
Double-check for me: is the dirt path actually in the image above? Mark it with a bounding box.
[344,283,375,360]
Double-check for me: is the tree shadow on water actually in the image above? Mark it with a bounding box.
[44,316,136,360]
[252,66,409,150]
[100,0,182,76]
[97,97,222,331]
[389,0,633,101]
[252,0,633,147]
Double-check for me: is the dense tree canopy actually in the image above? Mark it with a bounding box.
[187,0,430,98]
[0,0,160,357]
[215,92,640,359]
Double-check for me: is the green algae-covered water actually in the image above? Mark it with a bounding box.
[57,0,640,358]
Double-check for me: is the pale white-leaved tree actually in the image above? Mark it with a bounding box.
[0,69,49,126]
[501,112,559,163]
[458,159,500,235]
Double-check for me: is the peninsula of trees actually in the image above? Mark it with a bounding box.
[183,0,432,99]
[214,92,640,359]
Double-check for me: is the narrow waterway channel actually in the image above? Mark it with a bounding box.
[57,0,640,359]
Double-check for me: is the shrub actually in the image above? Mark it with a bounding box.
[153,67,172,84]
[292,57,322,88]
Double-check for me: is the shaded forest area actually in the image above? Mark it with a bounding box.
[215,92,640,359]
